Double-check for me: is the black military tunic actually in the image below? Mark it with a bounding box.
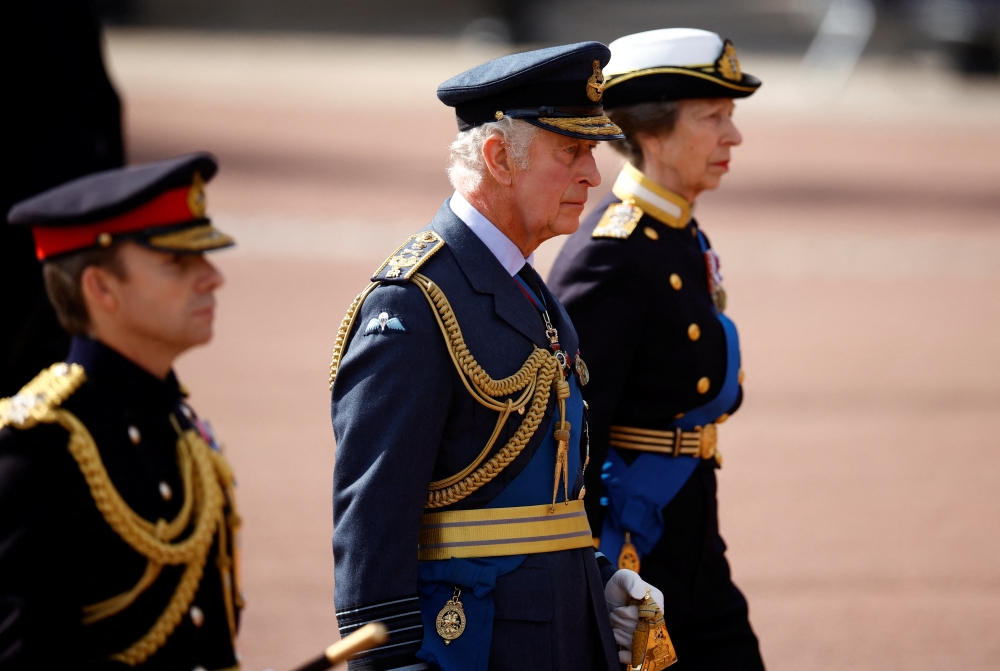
[549,175,764,669]
[0,336,241,670]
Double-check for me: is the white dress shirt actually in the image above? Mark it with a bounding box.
[449,191,534,276]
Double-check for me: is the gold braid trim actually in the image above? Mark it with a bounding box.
[329,282,379,390]
[52,409,226,666]
[536,114,623,136]
[410,274,562,509]
[326,272,567,509]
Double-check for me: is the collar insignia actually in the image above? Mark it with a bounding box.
[365,311,406,335]
[716,41,742,82]
[586,60,605,102]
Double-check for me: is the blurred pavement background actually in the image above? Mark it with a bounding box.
[95,10,1000,671]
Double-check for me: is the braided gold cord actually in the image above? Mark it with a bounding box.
[50,408,226,666]
[110,559,208,666]
[410,274,562,509]
[325,273,565,509]
[329,282,379,390]
[59,410,223,566]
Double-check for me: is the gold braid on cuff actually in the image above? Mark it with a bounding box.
[535,114,623,136]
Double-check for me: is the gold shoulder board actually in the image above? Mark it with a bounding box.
[372,231,446,282]
[0,363,86,430]
[592,201,644,240]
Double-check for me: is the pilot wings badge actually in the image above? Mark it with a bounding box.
[364,311,406,335]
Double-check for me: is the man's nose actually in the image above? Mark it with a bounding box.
[196,257,225,293]
[579,152,602,187]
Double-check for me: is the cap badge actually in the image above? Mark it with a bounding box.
[187,171,207,218]
[717,41,742,82]
[586,60,605,102]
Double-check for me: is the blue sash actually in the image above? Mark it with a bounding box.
[416,286,585,671]
[599,230,741,564]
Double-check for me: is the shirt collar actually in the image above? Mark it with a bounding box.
[449,191,534,276]
[611,163,693,229]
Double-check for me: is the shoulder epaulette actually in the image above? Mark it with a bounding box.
[592,200,644,240]
[0,362,86,430]
[371,231,446,282]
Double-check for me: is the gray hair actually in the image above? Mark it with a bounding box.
[447,117,540,193]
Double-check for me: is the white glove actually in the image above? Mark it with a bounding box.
[604,569,666,665]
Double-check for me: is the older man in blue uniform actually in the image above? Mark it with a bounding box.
[330,43,665,671]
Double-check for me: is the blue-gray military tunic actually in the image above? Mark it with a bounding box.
[548,165,764,669]
[330,201,619,671]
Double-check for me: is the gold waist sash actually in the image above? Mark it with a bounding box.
[417,500,593,561]
[609,423,718,459]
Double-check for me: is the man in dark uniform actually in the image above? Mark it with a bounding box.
[2,0,125,398]
[329,43,664,671]
[549,29,765,670]
[0,154,243,670]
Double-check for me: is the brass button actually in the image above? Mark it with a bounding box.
[697,377,710,394]
[691,227,697,237]
[674,412,684,420]
[738,369,745,384]
[669,273,682,290]
[643,226,659,240]
[97,232,113,247]
[687,323,701,341]
[189,605,204,627]
[716,413,729,424]
[127,425,141,445]
[159,482,173,501]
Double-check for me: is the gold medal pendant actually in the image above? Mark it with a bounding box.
[435,587,467,645]
[618,531,641,572]
[630,590,678,670]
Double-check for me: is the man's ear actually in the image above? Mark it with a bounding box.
[482,133,514,186]
[80,265,120,318]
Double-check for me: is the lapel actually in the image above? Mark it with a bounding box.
[430,200,547,348]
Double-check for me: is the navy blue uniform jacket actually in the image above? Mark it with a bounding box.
[331,202,618,671]
[0,337,240,670]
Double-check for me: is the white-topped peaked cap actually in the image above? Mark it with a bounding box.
[605,29,725,75]
[601,28,760,107]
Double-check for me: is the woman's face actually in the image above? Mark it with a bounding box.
[639,98,742,201]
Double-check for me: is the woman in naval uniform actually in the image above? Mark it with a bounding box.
[548,28,766,670]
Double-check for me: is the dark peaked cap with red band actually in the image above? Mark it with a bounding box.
[7,152,234,261]
[437,41,625,141]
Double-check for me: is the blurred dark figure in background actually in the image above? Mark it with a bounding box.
[2,0,124,397]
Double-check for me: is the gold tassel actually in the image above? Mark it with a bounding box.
[630,589,677,670]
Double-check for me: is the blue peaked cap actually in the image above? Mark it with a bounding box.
[437,42,624,141]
